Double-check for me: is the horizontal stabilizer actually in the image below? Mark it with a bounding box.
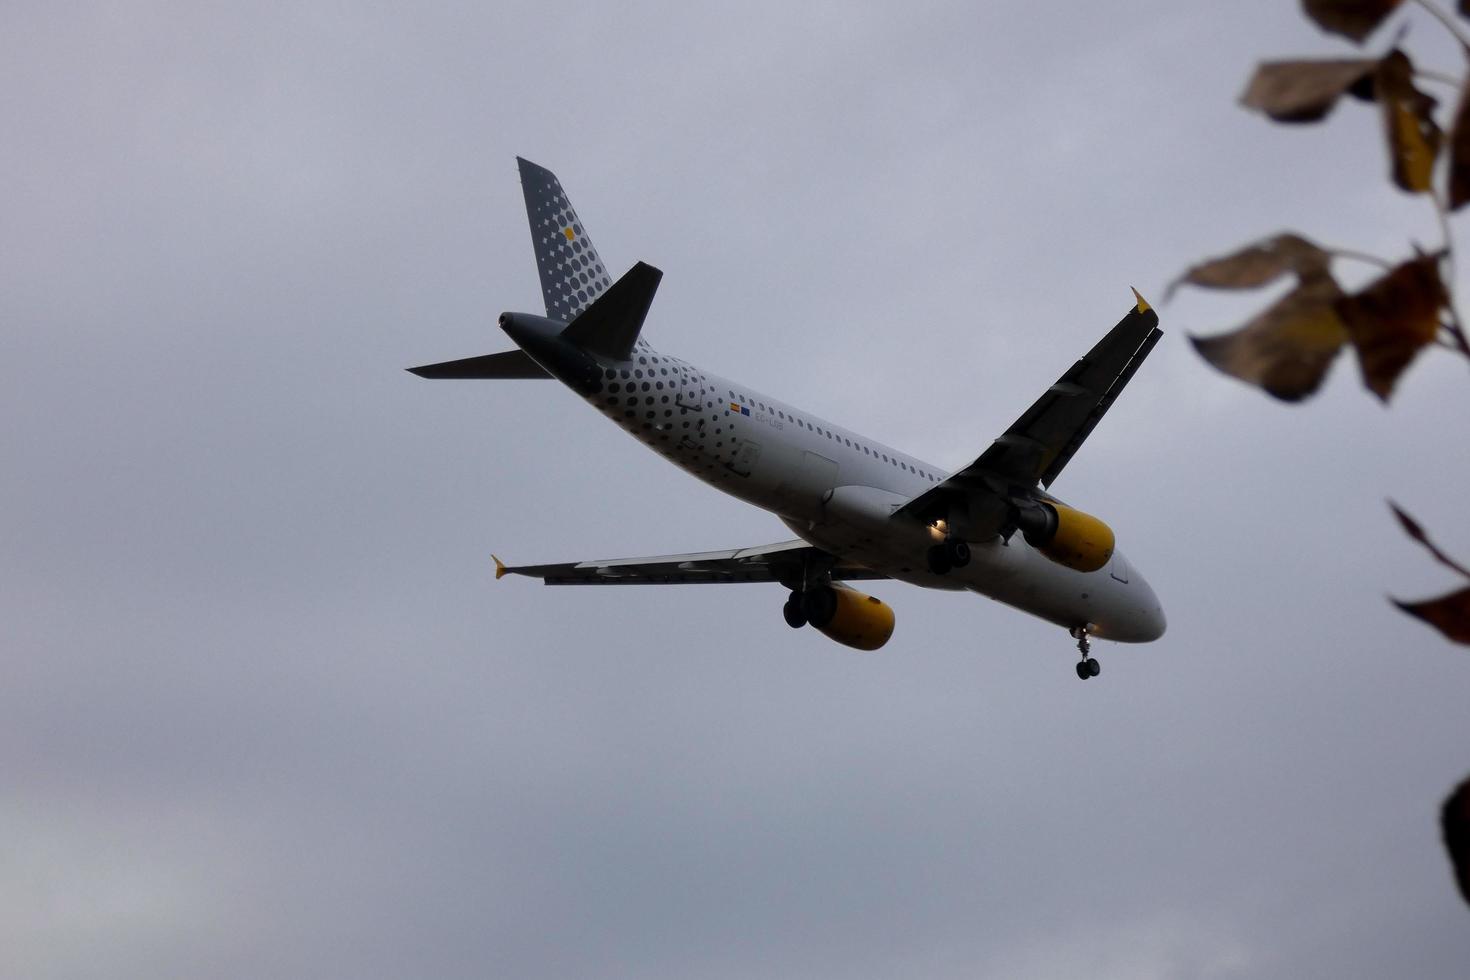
[559,261,662,361]
[407,349,552,379]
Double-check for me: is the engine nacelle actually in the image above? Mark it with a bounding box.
[1019,502,1115,573]
[803,584,895,651]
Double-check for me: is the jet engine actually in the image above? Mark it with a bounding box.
[1017,502,1115,573]
[799,584,895,651]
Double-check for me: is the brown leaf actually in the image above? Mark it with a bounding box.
[1167,233,1332,299]
[1445,777,1470,906]
[1447,76,1470,209]
[1374,50,1442,193]
[1190,275,1348,401]
[1240,59,1378,123]
[1302,0,1405,43]
[1394,586,1470,643]
[1333,255,1446,400]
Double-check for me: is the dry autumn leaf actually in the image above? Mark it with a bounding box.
[1394,586,1470,643]
[1374,50,1441,193]
[1444,778,1470,906]
[1167,233,1331,299]
[1448,75,1470,209]
[1333,255,1446,400]
[1302,0,1405,42]
[1190,275,1348,401]
[1240,59,1377,123]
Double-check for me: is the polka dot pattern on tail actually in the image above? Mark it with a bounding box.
[517,158,613,324]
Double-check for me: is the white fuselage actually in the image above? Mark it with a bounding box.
[578,343,1165,644]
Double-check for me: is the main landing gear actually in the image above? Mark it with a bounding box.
[783,587,836,630]
[926,537,971,575]
[1071,626,1100,680]
[783,592,807,629]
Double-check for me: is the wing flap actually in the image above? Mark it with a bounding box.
[1037,317,1160,487]
[498,540,887,586]
[977,299,1160,488]
[895,294,1161,528]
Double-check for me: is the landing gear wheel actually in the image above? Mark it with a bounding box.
[945,538,971,569]
[800,586,837,629]
[926,544,953,575]
[1069,627,1099,680]
[782,594,807,629]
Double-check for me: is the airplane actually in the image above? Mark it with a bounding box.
[410,158,1166,679]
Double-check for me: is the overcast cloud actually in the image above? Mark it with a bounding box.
[4,2,1470,978]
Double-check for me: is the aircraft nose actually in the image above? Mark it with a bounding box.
[1098,572,1166,643]
[1132,576,1166,642]
[1141,599,1167,641]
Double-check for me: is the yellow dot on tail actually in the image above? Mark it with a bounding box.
[563,227,575,240]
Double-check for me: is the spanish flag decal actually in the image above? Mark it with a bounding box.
[729,402,751,416]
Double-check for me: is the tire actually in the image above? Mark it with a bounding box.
[1087,658,1101,677]
[946,539,971,568]
[783,597,807,629]
[926,545,952,575]
[800,587,837,628]
[1075,661,1090,680]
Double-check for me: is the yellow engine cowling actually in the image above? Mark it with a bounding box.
[809,585,895,651]
[1027,503,1115,573]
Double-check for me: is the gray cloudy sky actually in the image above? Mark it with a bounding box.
[5,1,1470,977]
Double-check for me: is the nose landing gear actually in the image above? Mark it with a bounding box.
[1071,626,1100,680]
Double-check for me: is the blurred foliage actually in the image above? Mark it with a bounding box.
[1445,778,1470,903]
[1172,0,1470,906]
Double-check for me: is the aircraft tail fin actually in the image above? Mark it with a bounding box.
[517,157,614,323]
[560,262,662,361]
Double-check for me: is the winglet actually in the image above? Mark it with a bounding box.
[1131,287,1151,315]
[493,554,508,580]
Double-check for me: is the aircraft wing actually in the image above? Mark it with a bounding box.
[896,294,1161,528]
[496,539,888,586]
